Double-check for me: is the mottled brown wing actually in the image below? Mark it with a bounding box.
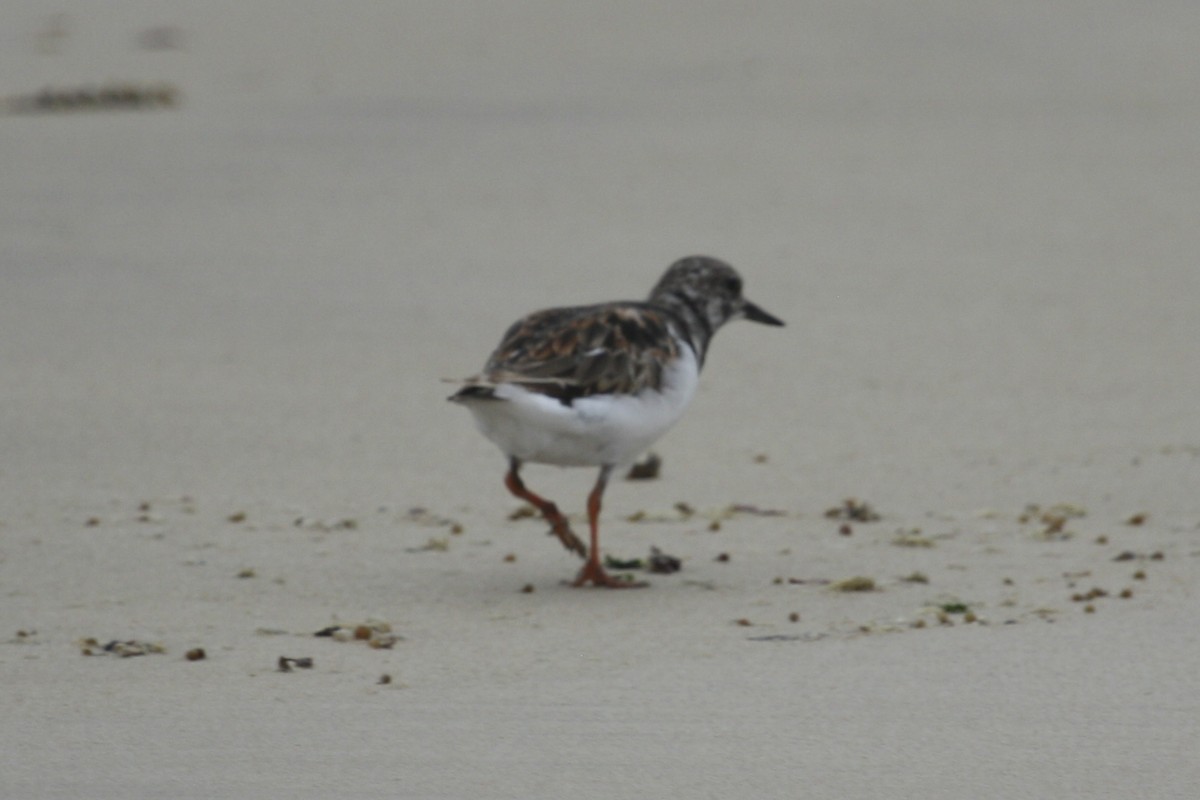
[482,303,681,402]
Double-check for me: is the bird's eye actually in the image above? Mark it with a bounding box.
[724,276,742,294]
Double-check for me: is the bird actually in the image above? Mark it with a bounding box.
[448,255,784,587]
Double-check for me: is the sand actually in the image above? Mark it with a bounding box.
[2,2,1198,798]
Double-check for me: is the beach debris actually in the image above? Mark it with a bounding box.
[892,530,935,548]
[378,674,392,685]
[508,505,536,520]
[753,453,769,464]
[830,576,876,592]
[901,572,929,584]
[277,656,313,672]
[604,554,644,570]
[236,567,256,579]
[520,583,535,593]
[939,602,971,614]
[647,546,682,574]
[1071,587,1108,603]
[735,618,754,627]
[79,638,166,657]
[788,612,801,623]
[824,498,880,522]
[227,511,247,523]
[1125,513,1148,526]
[625,452,662,480]
[4,82,181,114]
[294,516,358,531]
[405,507,463,534]
[313,620,400,649]
[255,627,289,637]
[728,503,787,517]
[1022,503,1086,539]
[185,648,206,662]
[1113,550,1164,562]
[715,552,731,563]
[406,536,450,553]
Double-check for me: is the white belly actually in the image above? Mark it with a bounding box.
[464,348,699,467]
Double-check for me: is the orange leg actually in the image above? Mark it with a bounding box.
[572,465,646,589]
[504,458,586,558]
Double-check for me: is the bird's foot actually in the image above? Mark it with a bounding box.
[570,558,648,589]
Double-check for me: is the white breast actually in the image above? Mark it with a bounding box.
[465,347,700,467]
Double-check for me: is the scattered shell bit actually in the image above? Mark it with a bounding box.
[369,635,400,650]
[277,656,313,672]
[80,638,166,658]
[728,504,787,517]
[824,498,881,522]
[647,546,682,574]
[508,505,536,520]
[625,452,662,480]
[313,621,400,649]
[831,576,876,592]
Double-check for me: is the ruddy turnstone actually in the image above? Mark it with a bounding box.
[449,255,784,587]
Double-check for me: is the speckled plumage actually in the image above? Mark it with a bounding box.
[449,255,784,587]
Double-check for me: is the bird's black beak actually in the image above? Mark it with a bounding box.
[742,300,785,326]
